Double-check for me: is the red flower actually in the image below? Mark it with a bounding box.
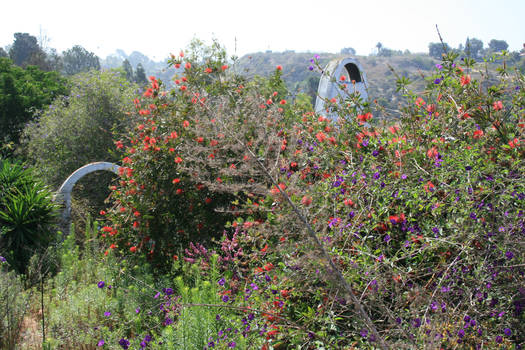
[356,112,372,123]
[185,62,191,69]
[316,132,327,142]
[172,178,180,184]
[270,183,286,195]
[130,246,137,252]
[492,100,503,111]
[100,210,106,215]
[280,99,287,105]
[276,65,282,70]
[221,65,228,71]
[460,74,471,86]
[473,129,484,138]
[174,156,183,164]
[205,67,212,73]
[110,244,116,249]
[301,196,312,206]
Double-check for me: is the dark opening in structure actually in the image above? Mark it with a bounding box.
[344,63,362,83]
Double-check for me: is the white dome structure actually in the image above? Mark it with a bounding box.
[314,57,368,120]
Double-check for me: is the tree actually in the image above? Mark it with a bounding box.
[8,33,44,67]
[375,42,384,55]
[340,47,356,55]
[134,63,147,86]
[0,48,7,58]
[0,58,68,146]
[488,39,509,52]
[61,45,100,76]
[428,42,450,59]
[22,70,137,187]
[122,59,133,82]
[465,37,483,59]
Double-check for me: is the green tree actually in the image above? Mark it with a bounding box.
[465,37,483,59]
[488,39,509,52]
[61,45,100,76]
[0,48,7,58]
[122,59,134,82]
[134,63,147,86]
[8,33,44,67]
[0,57,68,146]
[428,42,450,59]
[22,69,137,187]
[340,47,356,55]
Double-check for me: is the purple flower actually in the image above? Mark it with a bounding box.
[135,307,140,314]
[98,281,105,288]
[401,174,407,180]
[222,295,229,303]
[218,278,226,286]
[458,329,465,338]
[436,64,443,70]
[216,314,221,320]
[0,256,6,263]
[308,66,314,71]
[360,329,368,338]
[495,336,503,344]
[104,311,111,317]
[228,341,236,348]
[434,78,441,84]
[164,317,173,326]
[119,338,130,349]
[412,318,421,328]
[503,328,511,336]
[163,287,174,295]
[144,335,152,342]
[505,251,514,260]
[97,339,105,347]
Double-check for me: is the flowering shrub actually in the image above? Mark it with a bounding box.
[98,43,524,349]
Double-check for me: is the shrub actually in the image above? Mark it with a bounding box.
[97,44,524,349]
[0,159,58,273]
[22,69,137,188]
[0,258,30,350]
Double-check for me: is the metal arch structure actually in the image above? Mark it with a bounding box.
[314,57,369,120]
[54,162,120,226]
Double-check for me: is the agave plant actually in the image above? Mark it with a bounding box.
[0,159,58,273]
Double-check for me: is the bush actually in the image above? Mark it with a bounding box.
[93,45,524,348]
[22,69,137,188]
[0,259,30,350]
[0,159,58,273]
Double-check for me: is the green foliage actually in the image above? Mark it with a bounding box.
[0,57,68,146]
[8,33,45,67]
[0,159,58,273]
[0,262,29,350]
[488,39,509,52]
[428,42,451,59]
[61,45,101,76]
[134,63,148,86]
[22,69,137,187]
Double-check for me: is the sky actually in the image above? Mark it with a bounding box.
[1,0,524,61]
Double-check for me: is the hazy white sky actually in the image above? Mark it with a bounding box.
[1,0,524,60]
